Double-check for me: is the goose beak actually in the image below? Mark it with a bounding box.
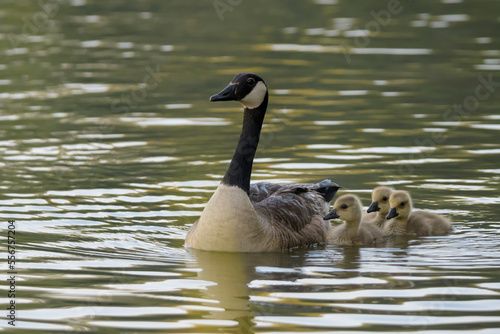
[367,201,380,213]
[386,208,399,220]
[324,209,339,220]
[210,83,238,102]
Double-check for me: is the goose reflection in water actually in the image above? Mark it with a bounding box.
[187,245,377,332]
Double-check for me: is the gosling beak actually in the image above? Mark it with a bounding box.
[367,201,380,213]
[324,209,339,220]
[209,83,238,102]
[386,207,399,220]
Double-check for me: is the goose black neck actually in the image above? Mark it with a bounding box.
[221,93,268,193]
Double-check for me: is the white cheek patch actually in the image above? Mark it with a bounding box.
[239,81,267,109]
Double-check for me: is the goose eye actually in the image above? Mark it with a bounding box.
[247,78,256,86]
[341,204,348,209]
[400,202,405,208]
[382,197,387,201]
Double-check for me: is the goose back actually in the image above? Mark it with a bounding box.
[252,182,335,249]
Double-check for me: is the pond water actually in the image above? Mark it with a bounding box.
[1,0,500,333]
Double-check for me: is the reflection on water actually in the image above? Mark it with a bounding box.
[1,0,500,332]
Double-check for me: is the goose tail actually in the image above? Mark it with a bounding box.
[316,179,341,202]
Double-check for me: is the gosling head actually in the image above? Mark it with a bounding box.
[386,190,413,220]
[324,194,363,224]
[367,186,394,215]
[210,73,268,110]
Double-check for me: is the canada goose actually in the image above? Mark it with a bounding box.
[185,73,340,252]
[385,191,453,236]
[366,186,394,228]
[324,194,384,246]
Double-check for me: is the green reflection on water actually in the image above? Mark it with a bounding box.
[1,0,500,332]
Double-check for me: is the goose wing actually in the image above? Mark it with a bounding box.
[249,182,286,203]
[250,180,340,249]
[250,179,340,203]
[253,188,327,231]
[252,188,331,249]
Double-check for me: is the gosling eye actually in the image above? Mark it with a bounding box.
[400,202,405,208]
[247,77,256,86]
[341,204,348,209]
[382,196,387,202]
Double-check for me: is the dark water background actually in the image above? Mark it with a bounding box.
[1,0,500,332]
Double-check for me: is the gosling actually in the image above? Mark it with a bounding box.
[385,191,453,236]
[325,194,385,246]
[366,186,394,228]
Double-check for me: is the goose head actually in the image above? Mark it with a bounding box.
[324,194,363,224]
[367,186,393,215]
[386,190,413,220]
[210,73,268,109]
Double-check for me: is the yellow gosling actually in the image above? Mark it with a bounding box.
[325,194,385,246]
[385,191,453,236]
[366,186,394,228]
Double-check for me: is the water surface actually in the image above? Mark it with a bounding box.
[1,0,500,332]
